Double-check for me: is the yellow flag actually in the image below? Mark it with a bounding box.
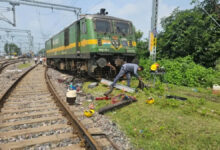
[149,32,155,52]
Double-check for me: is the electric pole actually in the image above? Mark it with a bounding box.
[0,0,81,27]
[149,0,159,62]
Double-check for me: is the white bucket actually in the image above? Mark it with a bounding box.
[66,90,76,98]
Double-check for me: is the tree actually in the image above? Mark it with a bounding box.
[157,0,220,68]
[192,0,220,14]
[135,30,149,59]
[4,43,22,56]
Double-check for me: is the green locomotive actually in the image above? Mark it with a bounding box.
[46,9,137,78]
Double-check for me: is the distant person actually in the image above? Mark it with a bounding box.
[104,63,144,96]
[43,57,46,65]
[39,57,43,64]
[34,57,38,64]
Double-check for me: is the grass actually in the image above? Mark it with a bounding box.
[18,63,31,69]
[83,78,220,150]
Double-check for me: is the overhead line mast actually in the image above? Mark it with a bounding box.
[0,0,81,26]
[149,0,159,62]
[0,27,33,54]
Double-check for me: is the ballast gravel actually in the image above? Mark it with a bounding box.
[0,119,67,132]
[47,68,134,150]
[0,127,73,143]
[0,61,34,98]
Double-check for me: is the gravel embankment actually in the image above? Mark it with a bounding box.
[0,62,34,98]
[47,68,134,150]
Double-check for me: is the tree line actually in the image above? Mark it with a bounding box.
[4,43,22,56]
[137,0,220,68]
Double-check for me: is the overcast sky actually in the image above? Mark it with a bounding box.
[0,0,194,54]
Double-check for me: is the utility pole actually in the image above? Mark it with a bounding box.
[0,0,81,26]
[149,0,159,62]
[149,0,159,87]
[0,6,16,26]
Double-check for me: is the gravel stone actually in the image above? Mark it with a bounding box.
[0,62,34,98]
[47,68,134,150]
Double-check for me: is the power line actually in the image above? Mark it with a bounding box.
[196,0,220,28]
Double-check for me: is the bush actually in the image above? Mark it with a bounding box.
[140,56,219,87]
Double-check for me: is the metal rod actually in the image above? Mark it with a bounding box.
[0,0,81,13]
[21,0,81,10]
[12,4,16,26]
[0,27,31,33]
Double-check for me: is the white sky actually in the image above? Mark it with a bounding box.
[0,0,193,54]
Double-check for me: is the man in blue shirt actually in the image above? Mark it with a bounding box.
[104,63,144,96]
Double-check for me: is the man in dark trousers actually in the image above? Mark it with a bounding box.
[104,63,144,96]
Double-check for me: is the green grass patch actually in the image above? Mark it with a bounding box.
[18,63,31,69]
[83,79,220,149]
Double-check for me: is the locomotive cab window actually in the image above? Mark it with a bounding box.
[64,28,69,46]
[94,19,111,33]
[81,21,87,34]
[115,22,130,35]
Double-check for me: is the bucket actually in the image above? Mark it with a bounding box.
[213,84,220,95]
[66,97,76,105]
[66,90,76,105]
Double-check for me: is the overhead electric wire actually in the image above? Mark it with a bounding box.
[196,0,220,28]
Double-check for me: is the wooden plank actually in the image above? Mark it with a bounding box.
[70,106,81,111]
[13,89,48,92]
[0,124,70,138]
[7,96,52,101]
[10,92,50,96]
[96,138,111,147]
[0,133,77,149]
[1,106,58,114]
[0,116,63,128]
[52,144,85,150]
[88,128,103,134]
[80,118,93,125]
[14,89,48,91]
[0,110,60,121]
[74,112,84,117]
[5,97,52,103]
[9,93,51,98]
[2,103,56,110]
[4,99,53,105]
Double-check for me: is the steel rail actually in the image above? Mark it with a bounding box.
[0,64,37,111]
[0,59,21,73]
[45,66,101,150]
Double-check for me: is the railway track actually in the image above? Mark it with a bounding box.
[0,59,21,73]
[0,65,103,150]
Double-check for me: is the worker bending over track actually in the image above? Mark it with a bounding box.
[104,63,144,96]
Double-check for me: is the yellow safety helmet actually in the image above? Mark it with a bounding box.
[146,97,155,104]
[84,109,95,117]
[150,63,159,71]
